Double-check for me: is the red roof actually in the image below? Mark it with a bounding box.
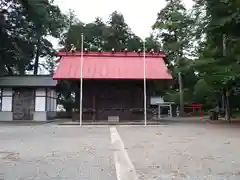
[53,52,172,80]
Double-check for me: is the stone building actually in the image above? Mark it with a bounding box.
[0,75,57,121]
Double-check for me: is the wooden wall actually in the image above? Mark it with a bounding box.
[73,80,157,121]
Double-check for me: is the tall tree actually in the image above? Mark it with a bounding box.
[193,0,240,119]
[0,0,35,75]
[61,11,144,52]
[20,0,65,74]
[153,0,197,111]
[105,11,131,51]
[145,34,161,51]
[0,0,65,75]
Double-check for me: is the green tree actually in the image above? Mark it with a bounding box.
[145,34,162,51]
[20,0,65,74]
[193,0,240,119]
[105,11,131,51]
[0,0,65,75]
[0,0,35,75]
[193,79,211,106]
[153,0,197,107]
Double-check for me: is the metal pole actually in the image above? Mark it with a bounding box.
[79,33,84,126]
[143,41,147,126]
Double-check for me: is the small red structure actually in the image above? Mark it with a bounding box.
[53,51,172,121]
[191,104,203,119]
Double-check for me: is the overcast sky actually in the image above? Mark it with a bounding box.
[54,0,194,39]
[43,0,194,74]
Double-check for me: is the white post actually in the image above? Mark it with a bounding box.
[143,40,147,126]
[79,33,84,126]
[158,105,161,119]
[169,104,172,117]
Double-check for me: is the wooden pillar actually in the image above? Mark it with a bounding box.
[75,84,80,109]
[73,85,80,121]
[93,94,96,121]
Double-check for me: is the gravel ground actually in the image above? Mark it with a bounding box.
[117,123,240,180]
[1,122,240,180]
[0,125,116,180]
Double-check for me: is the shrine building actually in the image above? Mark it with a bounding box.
[53,51,172,122]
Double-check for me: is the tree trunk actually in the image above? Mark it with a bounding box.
[34,35,41,75]
[221,91,225,112]
[226,89,231,122]
[178,71,184,116]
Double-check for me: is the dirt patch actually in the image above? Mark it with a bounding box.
[0,151,20,161]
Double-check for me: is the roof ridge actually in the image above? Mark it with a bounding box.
[57,52,167,58]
